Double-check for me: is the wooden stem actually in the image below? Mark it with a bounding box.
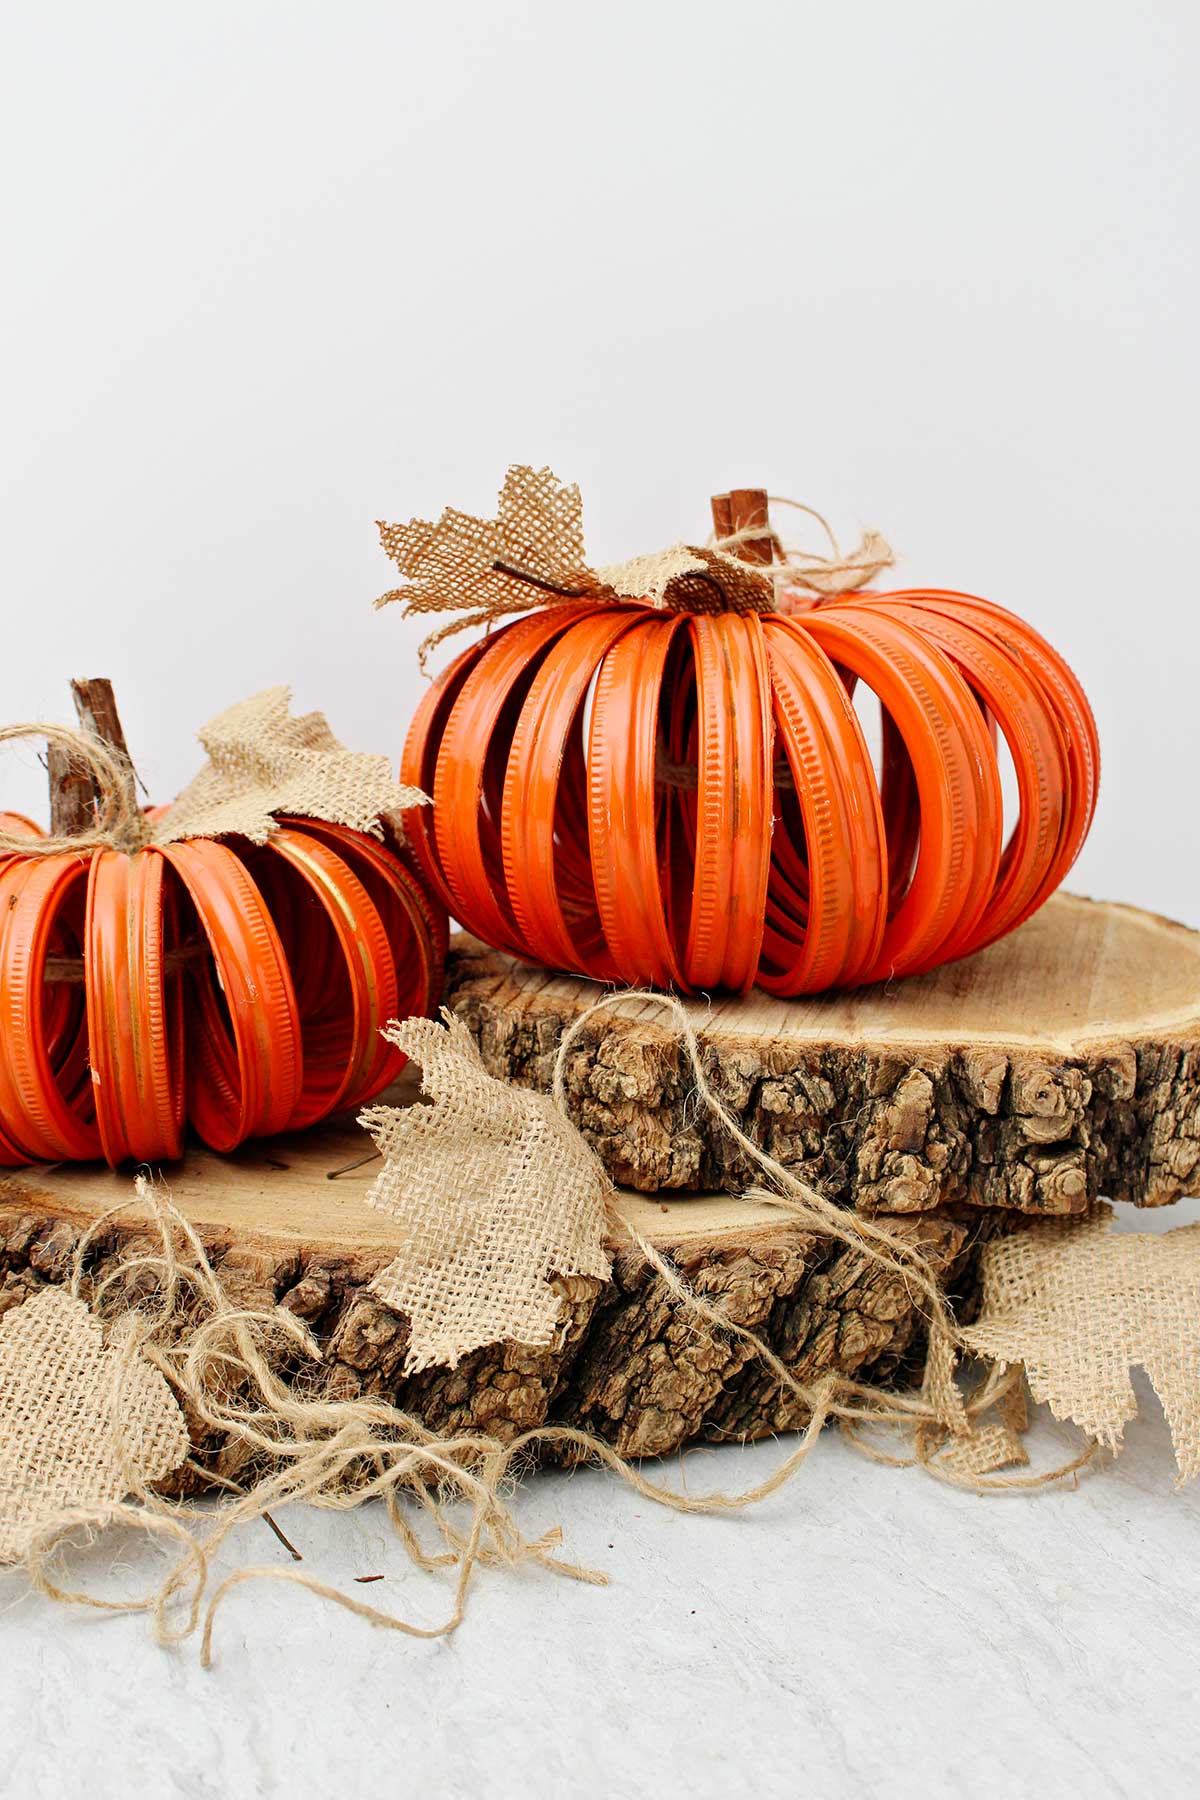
[47,677,139,836]
[70,678,134,767]
[47,743,97,837]
[711,488,775,565]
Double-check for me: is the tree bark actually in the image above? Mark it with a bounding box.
[444,894,1200,1213]
[0,1111,998,1481]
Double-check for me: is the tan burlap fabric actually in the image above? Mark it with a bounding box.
[361,1015,613,1373]
[374,465,900,667]
[963,1208,1200,1481]
[938,1418,1029,1479]
[375,465,776,664]
[378,464,593,616]
[0,1288,188,1562]
[597,542,774,613]
[0,1122,1195,1657]
[154,686,425,845]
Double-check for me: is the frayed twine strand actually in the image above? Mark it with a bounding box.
[0,723,149,856]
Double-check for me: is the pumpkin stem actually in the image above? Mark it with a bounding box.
[710,489,778,567]
[48,678,141,839]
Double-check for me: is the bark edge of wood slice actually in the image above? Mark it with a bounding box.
[445,893,1200,1214]
[0,1110,1002,1471]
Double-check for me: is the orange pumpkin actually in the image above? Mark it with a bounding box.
[0,729,446,1169]
[401,585,1097,997]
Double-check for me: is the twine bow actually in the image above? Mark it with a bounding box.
[710,495,895,602]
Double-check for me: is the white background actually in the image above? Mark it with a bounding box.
[1,1,1198,925]
[2,5,1198,1797]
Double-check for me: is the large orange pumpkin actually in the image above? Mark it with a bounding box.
[0,736,446,1169]
[401,586,1097,996]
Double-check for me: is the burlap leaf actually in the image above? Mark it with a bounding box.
[0,1288,189,1562]
[962,1209,1200,1481]
[597,543,774,614]
[595,542,708,603]
[375,465,775,639]
[376,465,595,622]
[360,1014,613,1374]
[154,686,426,846]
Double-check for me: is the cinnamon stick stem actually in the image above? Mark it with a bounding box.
[720,488,775,565]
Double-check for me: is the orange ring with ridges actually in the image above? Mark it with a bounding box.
[86,849,185,1164]
[0,855,100,1160]
[161,839,303,1153]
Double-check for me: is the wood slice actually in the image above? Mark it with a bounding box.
[0,1101,996,1470]
[445,894,1200,1215]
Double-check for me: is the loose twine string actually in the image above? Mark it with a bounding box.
[9,991,1095,1665]
[0,723,148,856]
[708,497,895,606]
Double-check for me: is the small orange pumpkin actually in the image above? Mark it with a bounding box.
[0,699,446,1169]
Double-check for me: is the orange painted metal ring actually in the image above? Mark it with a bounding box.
[0,855,100,1161]
[161,839,303,1154]
[759,617,887,992]
[803,605,1003,982]
[291,819,446,1027]
[263,827,400,1124]
[85,848,186,1165]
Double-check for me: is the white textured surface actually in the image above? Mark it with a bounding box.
[2,1200,1198,1800]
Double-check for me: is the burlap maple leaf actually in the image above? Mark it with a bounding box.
[374,465,775,668]
[155,686,425,845]
[962,1209,1200,1481]
[360,1015,613,1373]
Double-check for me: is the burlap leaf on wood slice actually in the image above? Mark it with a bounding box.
[0,1288,189,1561]
[360,1015,613,1374]
[962,1208,1200,1482]
[375,464,775,631]
[153,686,426,846]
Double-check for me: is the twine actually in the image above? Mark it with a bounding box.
[0,723,149,857]
[709,496,895,605]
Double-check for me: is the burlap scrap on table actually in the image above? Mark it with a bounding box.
[360,1015,613,1375]
[963,1207,1200,1481]
[375,464,775,636]
[153,686,426,846]
[0,1288,189,1562]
